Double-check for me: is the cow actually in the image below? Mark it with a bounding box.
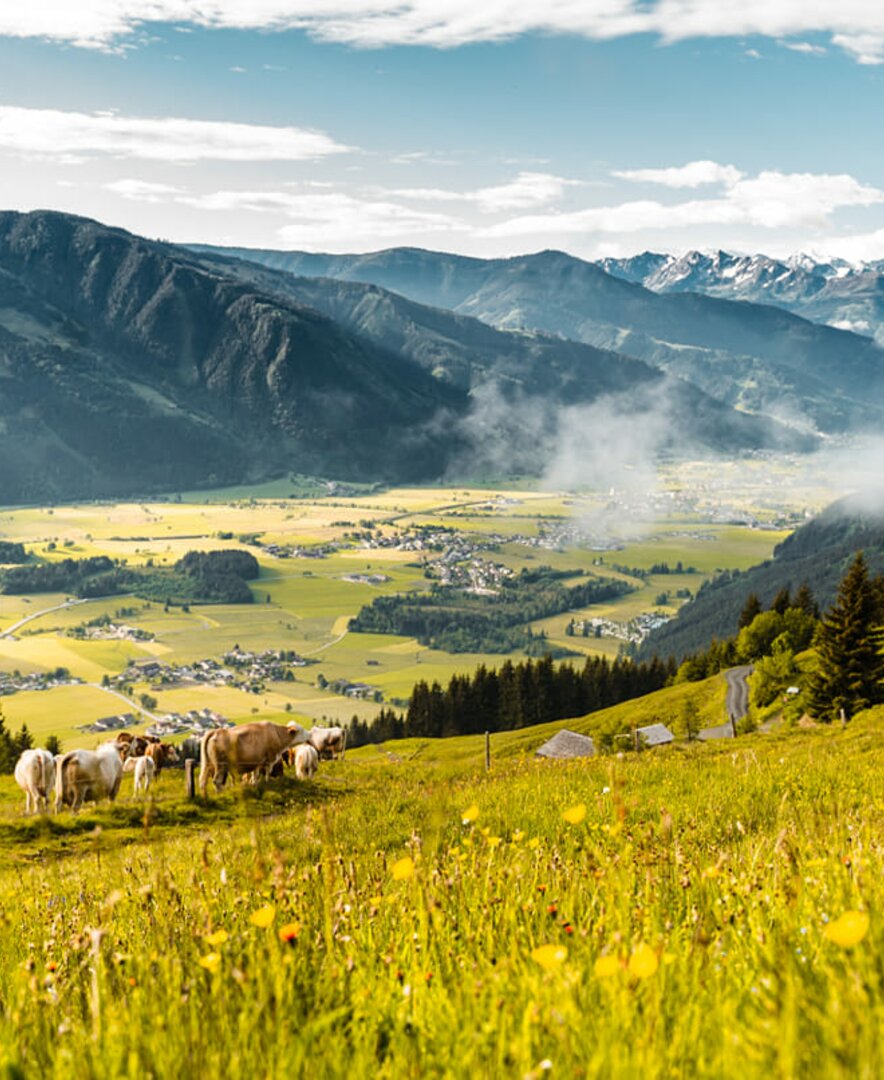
[145,741,180,776]
[113,732,158,759]
[14,748,56,814]
[294,744,319,781]
[55,745,124,812]
[198,721,309,795]
[306,725,347,761]
[123,754,156,794]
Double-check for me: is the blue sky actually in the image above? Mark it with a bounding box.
[1,3,883,259]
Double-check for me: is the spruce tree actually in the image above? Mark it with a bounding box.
[738,592,762,629]
[806,553,884,722]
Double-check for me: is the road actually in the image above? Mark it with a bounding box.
[725,664,754,723]
[0,598,87,639]
[87,683,160,723]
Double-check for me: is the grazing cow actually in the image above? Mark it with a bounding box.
[199,721,309,795]
[123,754,156,793]
[306,725,347,761]
[55,745,124,812]
[294,744,319,781]
[145,741,180,776]
[14,748,56,814]
[113,733,156,759]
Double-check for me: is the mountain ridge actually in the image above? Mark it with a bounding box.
[191,242,884,436]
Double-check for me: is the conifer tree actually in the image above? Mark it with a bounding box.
[738,592,762,629]
[807,553,884,722]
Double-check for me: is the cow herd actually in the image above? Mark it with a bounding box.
[12,721,347,815]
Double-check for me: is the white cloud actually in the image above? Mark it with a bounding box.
[613,160,744,188]
[105,178,186,202]
[481,168,884,239]
[101,180,467,248]
[390,171,575,212]
[831,32,884,64]
[726,171,884,228]
[780,40,827,55]
[813,227,884,263]
[0,105,350,162]
[2,2,884,64]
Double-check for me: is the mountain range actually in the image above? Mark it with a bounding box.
[193,244,884,437]
[0,211,806,503]
[599,250,884,344]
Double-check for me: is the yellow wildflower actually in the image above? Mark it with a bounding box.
[594,954,620,978]
[629,943,658,978]
[462,804,480,824]
[531,944,567,971]
[249,905,276,929]
[198,952,221,973]
[824,911,869,947]
[562,803,587,826]
[205,929,229,947]
[487,836,502,848]
[391,856,415,881]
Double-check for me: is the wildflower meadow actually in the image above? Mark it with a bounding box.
[0,713,883,1078]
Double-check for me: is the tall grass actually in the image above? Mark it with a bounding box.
[0,717,883,1077]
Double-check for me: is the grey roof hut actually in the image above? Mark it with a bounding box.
[535,729,596,759]
[636,722,674,747]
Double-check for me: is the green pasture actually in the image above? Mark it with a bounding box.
[0,683,144,748]
[0,705,883,1075]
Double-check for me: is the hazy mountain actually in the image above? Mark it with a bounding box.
[637,495,884,662]
[0,211,468,502]
[599,250,884,344]
[0,211,804,504]
[191,244,884,436]
[189,248,813,461]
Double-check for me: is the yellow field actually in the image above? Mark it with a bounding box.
[0,465,839,740]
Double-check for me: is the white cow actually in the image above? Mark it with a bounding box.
[14,748,56,814]
[123,754,156,794]
[305,725,346,761]
[294,743,319,780]
[55,744,124,812]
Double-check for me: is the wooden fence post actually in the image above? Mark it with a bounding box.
[840,707,847,729]
[485,731,490,772]
[185,758,196,799]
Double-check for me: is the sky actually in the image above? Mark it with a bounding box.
[1,2,884,261]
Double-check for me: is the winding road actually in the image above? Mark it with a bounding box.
[698,664,754,741]
[725,664,754,724]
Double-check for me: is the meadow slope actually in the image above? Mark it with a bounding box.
[0,707,882,1078]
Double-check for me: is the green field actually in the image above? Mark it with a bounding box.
[0,697,881,1076]
[0,468,834,745]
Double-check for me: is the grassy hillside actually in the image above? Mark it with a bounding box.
[0,704,882,1076]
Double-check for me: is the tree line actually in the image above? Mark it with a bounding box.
[676,554,884,723]
[349,566,633,654]
[0,550,260,606]
[347,652,676,746]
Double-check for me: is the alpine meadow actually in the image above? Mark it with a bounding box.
[2,4,884,1078]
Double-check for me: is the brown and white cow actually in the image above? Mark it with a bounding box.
[14,749,56,814]
[305,725,347,761]
[55,744,124,812]
[198,721,309,795]
[145,741,180,776]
